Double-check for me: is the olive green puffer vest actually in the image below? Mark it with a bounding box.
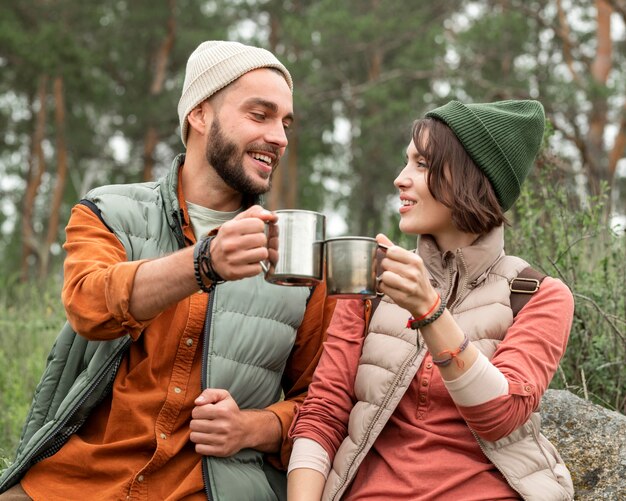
[0,154,310,501]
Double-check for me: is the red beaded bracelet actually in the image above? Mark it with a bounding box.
[406,294,441,328]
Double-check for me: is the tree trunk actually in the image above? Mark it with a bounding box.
[20,75,48,281]
[357,6,383,236]
[556,0,581,83]
[142,0,176,181]
[286,127,299,209]
[586,0,613,197]
[40,75,68,278]
[143,126,159,182]
[608,103,626,182]
[267,7,291,210]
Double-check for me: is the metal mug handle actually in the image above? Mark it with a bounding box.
[375,243,389,296]
[260,219,277,275]
[260,260,269,274]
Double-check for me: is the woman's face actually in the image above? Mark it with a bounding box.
[393,136,456,238]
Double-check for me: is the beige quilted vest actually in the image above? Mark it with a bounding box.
[323,227,574,501]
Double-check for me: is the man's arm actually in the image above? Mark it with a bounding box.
[129,205,277,320]
[63,202,277,339]
[190,389,283,456]
[62,204,149,340]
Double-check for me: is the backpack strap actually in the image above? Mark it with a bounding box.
[364,295,383,331]
[509,266,547,317]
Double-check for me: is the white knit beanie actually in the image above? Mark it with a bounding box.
[177,40,293,147]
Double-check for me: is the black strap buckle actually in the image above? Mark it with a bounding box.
[509,277,540,294]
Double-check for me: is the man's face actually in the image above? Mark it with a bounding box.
[204,68,293,196]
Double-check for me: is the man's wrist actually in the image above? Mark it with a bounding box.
[194,236,225,292]
[241,409,282,453]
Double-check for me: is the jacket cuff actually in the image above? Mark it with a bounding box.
[104,259,152,340]
[265,399,299,469]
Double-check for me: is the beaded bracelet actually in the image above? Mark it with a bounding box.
[194,236,225,293]
[193,238,213,293]
[407,297,447,330]
[432,333,470,369]
[407,294,440,326]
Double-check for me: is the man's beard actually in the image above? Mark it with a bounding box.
[205,118,276,206]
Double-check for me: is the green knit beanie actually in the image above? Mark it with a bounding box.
[425,99,545,211]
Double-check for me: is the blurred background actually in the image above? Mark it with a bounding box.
[1,0,625,464]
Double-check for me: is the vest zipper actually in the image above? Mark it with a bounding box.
[443,250,469,311]
[469,428,529,501]
[449,250,469,310]
[19,338,131,476]
[170,209,186,250]
[330,344,424,501]
[201,284,217,501]
[444,255,456,306]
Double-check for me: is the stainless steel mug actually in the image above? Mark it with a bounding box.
[264,209,326,286]
[325,237,386,298]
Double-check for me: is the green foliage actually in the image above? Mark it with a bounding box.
[506,150,626,413]
[0,6,624,469]
[0,275,65,470]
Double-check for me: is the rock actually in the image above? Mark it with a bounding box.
[540,389,626,500]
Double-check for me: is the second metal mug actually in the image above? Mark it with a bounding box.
[325,236,386,298]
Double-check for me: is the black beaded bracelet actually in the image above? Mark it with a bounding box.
[409,297,447,330]
[193,238,212,293]
[194,236,225,293]
[200,236,225,284]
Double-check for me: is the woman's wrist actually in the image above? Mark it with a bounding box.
[407,292,446,330]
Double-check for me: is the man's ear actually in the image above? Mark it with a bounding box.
[187,101,212,136]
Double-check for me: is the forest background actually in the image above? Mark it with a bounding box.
[1,0,625,467]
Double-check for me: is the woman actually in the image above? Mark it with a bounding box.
[287,100,574,500]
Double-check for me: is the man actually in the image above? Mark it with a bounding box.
[0,41,335,501]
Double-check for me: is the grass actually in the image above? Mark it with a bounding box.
[0,274,65,471]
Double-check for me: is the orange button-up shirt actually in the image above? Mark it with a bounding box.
[22,185,335,501]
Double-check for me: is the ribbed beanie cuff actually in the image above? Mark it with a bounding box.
[177,41,293,147]
[426,100,545,211]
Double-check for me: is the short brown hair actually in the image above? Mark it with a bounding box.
[412,117,506,234]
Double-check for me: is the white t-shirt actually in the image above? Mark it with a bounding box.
[186,200,242,239]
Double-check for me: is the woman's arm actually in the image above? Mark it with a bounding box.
[287,438,330,500]
[373,235,573,441]
[288,467,326,501]
[265,283,337,469]
[288,298,367,455]
[286,299,367,495]
[455,278,574,440]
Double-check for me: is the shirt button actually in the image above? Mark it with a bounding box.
[419,395,427,403]
[174,387,182,394]
[425,362,433,369]
[421,379,428,387]
[524,385,533,393]
[186,338,193,347]
[137,475,145,482]
[160,433,167,440]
